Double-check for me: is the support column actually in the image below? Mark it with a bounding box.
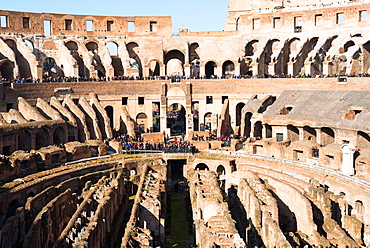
[199,65,205,78]
[341,143,356,175]
[234,64,240,77]
[184,64,191,77]
[322,61,330,76]
[298,127,304,140]
[251,63,259,76]
[304,62,312,76]
[287,62,294,76]
[268,62,276,76]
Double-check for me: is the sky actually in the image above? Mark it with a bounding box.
[2,0,229,32]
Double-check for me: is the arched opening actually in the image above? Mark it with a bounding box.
[105,106,114,133]
[276,38,300,76]
[0,59,14,80]
[17,130,32,151]
[343,41,355,53]
[136,113,148,133]
[321,127,335,146]
[195,163,209,170]
[189,43,200,77]
[203,112,212,131]
[259,39,280,76]
[167,104,186,135]
[357,131,370,149]
[293,37,319,76]
[303,126,317,141]
[43,57,64,80]
[36,128,50,149]
[216,165,226,176]
[287,125,299,141]
[236,102,245,127]
[65,40,88,77]
[86,41,106,78]
[126,42,142,77]
[244,112,252,137]
[5,39,32,79]
[245,40,259,57]
[107,42,124,77]
[149,60,160,76]
[254,121,263,138]
[205,61,217,78]
[222,60,235,77]
[53,126,65,145]
[164,50,185,76]
[265,124,272,138]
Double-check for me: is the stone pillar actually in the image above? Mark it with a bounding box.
[341,143,356,176]
[37,65,43,81]
[215,66,222,78]
[160,65,166,77]
[186,113,193,135]
[211,114,218,133]
[287,62,294,76]
[199,65,205,77]
[251,63,259,76]
[304,62,312,76]
[184,64,191,77]
[322,61,330,76]
[143,65,150,78]
[298,127,304,140]
[234,64,240,76]
[268,62,276,76]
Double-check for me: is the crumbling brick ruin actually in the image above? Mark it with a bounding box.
[1,0,370,247]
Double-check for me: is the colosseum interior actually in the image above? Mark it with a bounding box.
[1,0,370,247]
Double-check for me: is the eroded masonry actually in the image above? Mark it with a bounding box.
[1,0,370,247]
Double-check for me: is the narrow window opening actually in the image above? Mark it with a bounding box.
[23,17,30,29]
[86,20,94,31]
[44,20,51,36]
[206,96,213,104]
[107,21,114,31]
[0,16,8,28]
[65,19,72,30]
[122,97,128,105]
[128,21,135,32]
[359,10,367,22]
[315,14,323,26]
[222,96,228,104]
[294,16,302,32]
[138,97,144,105]
[150,21,157,32]
[273,17,281,28]
[337,13,344,24]
[252,18,260,30]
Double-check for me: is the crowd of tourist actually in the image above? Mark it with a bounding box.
[2,73,370,85]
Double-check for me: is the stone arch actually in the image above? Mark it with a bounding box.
[65,40,88,78]
[189,43,200,62]
[259,39,280,76]
[205,61,217,78]
[276,37,300,75]
[105,106,114,131]
[357,131,370,149]
[35,128,50,149]
[303,126,316,141]
[362,40,370,73]
[53,126,66,145]
[189,43,200,77]
[294,37,319,75]
[167,103,186,135]
[43,57,64,80]
[86,41,106,78]
[195,163,209,170]
[0,59,14,80]
[126,42,142,77]
[235,102,245,127]
[216,165,226,176]
[287,124,299,141]
[203,112,212,131]
[243,112,252,137]
[147,59,161,76]
[245,40,259,56]
[4,39,32,79]
[107,41,124,77]
[164,50,185,76]
[222,60,235,77]
[136,112,148,133]
[254,121,263,138]
[17,129,32,151]
[321,127,335,146]
[343,40,355,53]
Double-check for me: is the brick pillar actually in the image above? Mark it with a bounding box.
[287,62,294,76]
[268,62,276,76]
